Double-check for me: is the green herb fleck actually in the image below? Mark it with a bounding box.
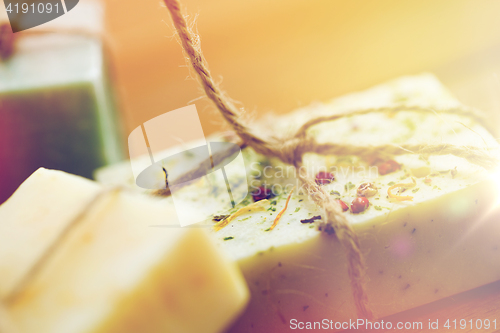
[270,200,277,205]
[240,198,251,206]
[264,228,271,232]
[394,94,409,103]
[374,206,382,211]
[224,236,234,241]
[403,118,416,131]
[330,190,341,196]
[344,182,355,192]
[388,181,396,186]
[412,188,420,193]
[336,156,354,164]
[295,207,301,213]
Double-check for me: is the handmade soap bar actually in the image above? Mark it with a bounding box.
[0,168,249,333]
[0,2,123,204]
[95,74,500,331]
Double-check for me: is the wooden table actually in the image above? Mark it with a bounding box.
[348,279,500,333]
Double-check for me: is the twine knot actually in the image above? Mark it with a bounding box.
[276,137,303,165]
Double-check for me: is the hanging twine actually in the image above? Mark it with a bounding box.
[163,0,498,320]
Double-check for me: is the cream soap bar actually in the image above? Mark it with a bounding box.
[95,74,500,332]
[0,168,249,333]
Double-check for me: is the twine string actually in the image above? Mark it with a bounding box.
[295,105,494,137]
[295,162,373,318]
[163,0,498,320]
[163,0,282,160]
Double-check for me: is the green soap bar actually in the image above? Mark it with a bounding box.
[0,34,124,203]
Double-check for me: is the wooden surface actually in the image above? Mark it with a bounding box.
[350,279,500,333]
[103,0,500,138]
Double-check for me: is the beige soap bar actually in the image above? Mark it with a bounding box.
[95,74,500,332]
[0,168,249,333]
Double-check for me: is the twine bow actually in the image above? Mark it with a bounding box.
[163,0,498,320]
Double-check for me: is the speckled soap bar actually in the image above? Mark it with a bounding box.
[96,74,500,332]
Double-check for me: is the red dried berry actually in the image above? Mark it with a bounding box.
[315,171,335,185]
[252,186,272,201]
[351,197,369,214]
[378,160,400,175]
[378,163,391,175]
[336,199,349,212]
[387,160,400,171]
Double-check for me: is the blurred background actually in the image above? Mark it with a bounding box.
[2,0,500,203]
[105,0,500,136]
